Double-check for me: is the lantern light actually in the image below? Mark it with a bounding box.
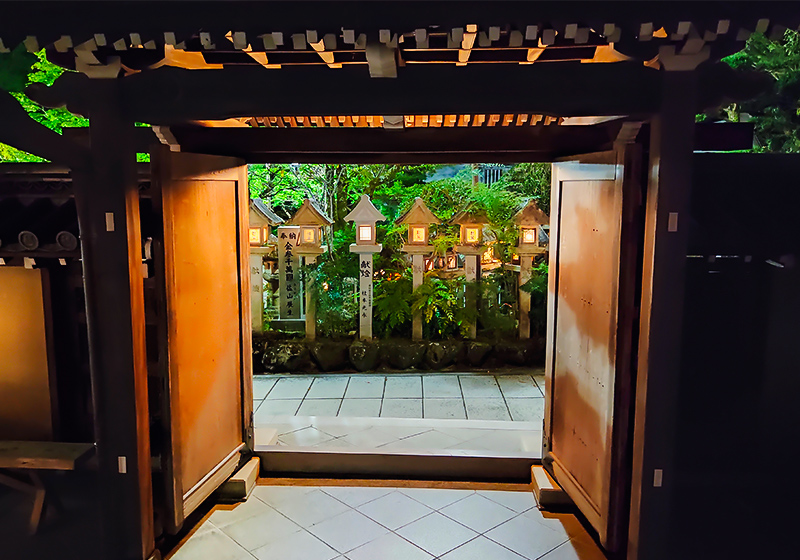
[521,227,537,244]
[465,226,481,244]
[249,227,262,245]
[358,224,373,242]
[302,226,317,245]
[411,225,427,244]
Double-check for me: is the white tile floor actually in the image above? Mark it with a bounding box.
[168,483,607,560]
[254,371,546,457]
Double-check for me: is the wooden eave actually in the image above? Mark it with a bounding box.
[451,203,489,226]
[514,200,550,226]
[396,198,441,225]
[251,199,284,225]
[286,198,333,226]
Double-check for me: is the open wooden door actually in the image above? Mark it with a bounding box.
[543,128,642,552]
[151,149,253,532]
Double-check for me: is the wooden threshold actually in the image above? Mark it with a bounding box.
[256,449,541,483]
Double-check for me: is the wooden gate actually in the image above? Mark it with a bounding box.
[544,133,642,552]
[151,149,253,532]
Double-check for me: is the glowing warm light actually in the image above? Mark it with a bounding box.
[302,227,316,244]
[483,248,493,261]
[263,227,270,240]
[465,226,480,244]
[447,256,457,269]
[249,227,262,245]
[411,226,426,243]
[522,227,537,244]
[358,224,373,242]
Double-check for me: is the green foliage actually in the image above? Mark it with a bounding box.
[0,48,88,161]
[411,274,477,339]
[479,268,519,338]
[716,30,800,153]
[520,262,549,336]
[306,251,359,338]
[373,273,413,338]
[493,163,552,214]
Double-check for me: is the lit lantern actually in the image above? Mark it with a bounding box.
[396,197,441,248]
[249,227,263,245]
[345,194,386,248]
[286,198,333,250]
[451,203,489,248]
[249,199,284,246]
[513,199,549,248]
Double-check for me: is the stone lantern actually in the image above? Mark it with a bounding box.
[452,203,489,339]
[286,198,332,340]
[513,199,549,339]
[249,199,283,333]
[396,197,441,340]
[345,194,386,340]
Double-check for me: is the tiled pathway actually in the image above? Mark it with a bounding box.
[169,482,606,560]
[254,371,545,457]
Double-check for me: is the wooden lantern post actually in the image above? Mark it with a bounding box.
[345,194,386,340]
[513,199,549,339]
[396,197,440,340]
[249,199,283,333]
[452,204,489,339]
[286,198,332,340]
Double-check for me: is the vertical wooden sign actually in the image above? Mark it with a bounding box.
[358,254,373,340]
[277,226,301,319]
[250,254,264,332]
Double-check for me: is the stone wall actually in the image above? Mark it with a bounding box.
[254,335,545,374]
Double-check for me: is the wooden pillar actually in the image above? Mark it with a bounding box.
[71,83,155,560]
[412,253,424,340]
[250,253,264,333]
[304,254,317,340]
[628,65,699,560]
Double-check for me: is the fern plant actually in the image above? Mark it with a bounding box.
[520,262,549,336]
[411,274,477,339]
[373,272,413,337]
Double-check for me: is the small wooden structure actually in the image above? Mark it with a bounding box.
[397,197,441,340]
[286,198,332,339]
[249,199,283,333]
[345,194,386,340]
[452,203,489,339]
[513,199,549,339]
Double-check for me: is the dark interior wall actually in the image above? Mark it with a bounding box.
[669,154,800,558]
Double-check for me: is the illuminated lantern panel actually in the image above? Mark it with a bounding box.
[411,225,427,244]
[301,226,318,245]
[521,227,537,244]
[465,226,481,244]
[249,227,262,245]
[263,227,270,241]
[358,224,373,242]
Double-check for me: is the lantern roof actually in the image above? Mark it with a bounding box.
[345,194,386,224]
[513,199,550,226]
[286,198,333,226]
[451,202,489,225]
[250,198,284,225]
[396,197,441,226]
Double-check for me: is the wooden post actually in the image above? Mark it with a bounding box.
[71,82,155,560]
[304,254,317,340]
[518,255,532,339]
[250,253,264,333]
[628,63,700,560]
[464,254,478,339]
[412,253,424,340]
[358,253,374,340]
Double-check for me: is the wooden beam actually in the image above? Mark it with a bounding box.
[168,122,623,164]
[32,62,669,123]
[70,82,155,560]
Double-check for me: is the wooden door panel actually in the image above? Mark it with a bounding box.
[550,176,621,531]
[154,150,251,530]
[545,143,640,552]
